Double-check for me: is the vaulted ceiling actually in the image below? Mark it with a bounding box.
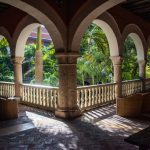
[121,0,150,22]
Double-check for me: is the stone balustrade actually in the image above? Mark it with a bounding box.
[0,79,150,112]
[21,84,58,111]
[122,80,142,97]
[77,83,116,111]
[0,81,15,97]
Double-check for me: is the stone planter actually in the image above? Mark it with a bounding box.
[0,97,18,120]
[117,94,143,117]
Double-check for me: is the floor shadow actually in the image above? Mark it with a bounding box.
[0,104,150,150]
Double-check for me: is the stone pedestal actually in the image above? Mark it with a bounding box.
[12,57,24,98]
[35,51,43,84]
[110,56,123,98]
[138,60,146,91]
[55,53,81,118]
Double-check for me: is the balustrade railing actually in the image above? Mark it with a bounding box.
[122,79,142,97]
[145,78,150,91]
[77,83,116,111]
[0,79,148,112]
[21,84,58,111]
[0,81,15,97]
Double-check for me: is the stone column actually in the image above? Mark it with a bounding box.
[12,57,24,98]
[138,60,146,91]
[35,51,43,84]
[55,52,81,118]
[110,56,123,98]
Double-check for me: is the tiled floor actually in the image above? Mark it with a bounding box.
[0,104,150,150]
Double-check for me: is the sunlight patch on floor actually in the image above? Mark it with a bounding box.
[95,115,149,137]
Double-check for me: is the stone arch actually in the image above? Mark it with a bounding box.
[70,0,125,52]
[0,0,65,51]
[122,24,146,61]
[15,23,41,57]
[12,15,41,57]
[93,12,122,56]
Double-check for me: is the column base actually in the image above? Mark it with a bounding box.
[55,108,82,119]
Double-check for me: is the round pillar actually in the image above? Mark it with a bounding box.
[55,52,81,119]
[12,57,24,98]
[110,56,123,98]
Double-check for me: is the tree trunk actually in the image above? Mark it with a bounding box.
[35,26,43,84]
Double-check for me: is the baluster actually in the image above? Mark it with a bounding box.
[30,87,33,103]
[101,86,104,104]
[113,84,115,100]
[84,89,87,108]
[51,90,55,109]
[91,88,94,106]
[95,87,98,105]
[45,89,49,107]
[39,88,41,105]
[32,88,35,104]
[36,88,39,105]
[22,86,24,102]
[77,89,80,107]
[49,89,52,108]
[41,88,43,106]
[105,85,107,103]
[24,86,27,102]
[54,90,57,109]
[109,85,111,102]
[80,89,84,109]
[98,87,101,105]
[43,88,46,107]
[27,87,30,103]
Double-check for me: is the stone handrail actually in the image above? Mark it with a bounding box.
[0,81,15,97]
[0,79,147,112]
[21,84,58,111]
[122,79,142,97]
[145,78,150,90]
[77,83,116,111]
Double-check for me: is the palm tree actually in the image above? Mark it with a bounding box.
[78,23,112,85]
[35,26,43,84]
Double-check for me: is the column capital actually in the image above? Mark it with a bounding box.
[110,56,123,66]
[55,52,80,64]
[11,57,24,65]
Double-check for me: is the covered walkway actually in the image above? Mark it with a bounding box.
[0,104,150,150]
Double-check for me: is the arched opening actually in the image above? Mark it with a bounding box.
[122,33,145,80]
[77,23,112,85]
[77,19,120,86]
[0,36,13,82]
[122,36,139,80]
[16,24,58,86]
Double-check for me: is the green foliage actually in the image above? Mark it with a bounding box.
[23,43,59,86]
[122,36,139,80]
[146,49,150,78]
[0,38,14,82]
[0,25,143,86]
[77,23,113,85]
